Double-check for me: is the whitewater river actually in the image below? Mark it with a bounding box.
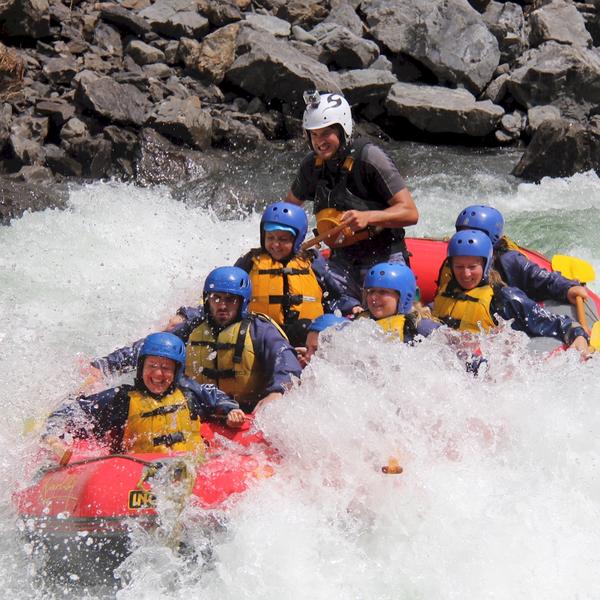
[1,141,600,599]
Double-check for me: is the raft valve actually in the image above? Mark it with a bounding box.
[381,457,403,475]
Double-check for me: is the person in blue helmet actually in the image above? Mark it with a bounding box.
[298,313,349,368]
[90,267,302,414]
[233,201,359,347]
[450,204,588,305]
[432,230,590,354]
[356,262,440,341]
[286,91,418,309]
[43,332,245,461]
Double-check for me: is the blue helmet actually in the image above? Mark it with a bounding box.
[307,314,347,333]
[139,332,186,371]
[203,266,252,316]
[260,202,308,254]
[455,205,504,247]
[363,263,417,314]
[448,229,493,278]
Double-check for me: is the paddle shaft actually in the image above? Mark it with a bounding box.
[300,222,349,251]
[575,296,591,335]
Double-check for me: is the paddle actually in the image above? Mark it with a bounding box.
[300,221,350,251]
[551,254,596,335]
[551,255,596,284]
[591,322,600,351]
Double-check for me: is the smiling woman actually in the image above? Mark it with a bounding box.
[432,230,591,355]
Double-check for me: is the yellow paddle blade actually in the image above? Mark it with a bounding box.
[551,255,596,284]
[590,321,600,352]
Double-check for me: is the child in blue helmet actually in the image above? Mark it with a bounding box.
[44,332,245,461]
[452,204,588,305]
[233,201,359,346]
[90,267,302,414]
[358,262,440,342]
[433,230,590,354]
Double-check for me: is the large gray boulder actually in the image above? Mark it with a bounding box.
[0,178,67,225]
[75,74,151,126]
[0,0,50,39]
[529,0,592,48]
[507,42,600,122]
[139,0,209,38]
[260,0,328,27]
[97,3,151,35]
[483,2,528,65]
[225,27,339,112]
[513,119,600,181]
[310,22,379,69]
[133,127,217,187]
[385,82,504,137]
[179,23,240,84]
[147,96,212,150]
[362,0,500,95]
[333,69,397,106]
[244,14,291,37]
[322,1,364,37]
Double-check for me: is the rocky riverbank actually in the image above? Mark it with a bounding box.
[1,0,600,221]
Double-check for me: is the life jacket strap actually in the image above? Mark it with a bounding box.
[188,340,236,351]
[268,294,305,306]
[141,403,185,419]
[153,431,185,447]
[202,367,236,380]
[257,267,310,276]
[441,290,480,303]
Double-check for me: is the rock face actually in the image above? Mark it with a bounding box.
[386,82,504,137]
[362,0,501,95]
[0,0,50,39]
[225,27,339,110]
[513,119,600,181]
[0,0,599,196]
[528,0,592,48]
[507,43,600,121]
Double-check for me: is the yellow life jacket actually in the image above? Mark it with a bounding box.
[184,316,267,410]
[356,311,417,341]
[122,388,205,455]
[248,252,324,325]
[432,278,496,333]
[501,235,522,252]
[374,314,407,341]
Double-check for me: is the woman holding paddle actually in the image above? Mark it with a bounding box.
[433,230,591,355]
[451,204,589,306]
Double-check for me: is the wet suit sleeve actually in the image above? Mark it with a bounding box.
[177,376,240,418]
[498,251,578,303]
[90,312,204,375]
[44,386,131,441]
[493,286,588,345]
[414,318,441,339]
[309,250,360,313]
[234,251,256,273]
[251,318,302,395]
[290,152,319,202]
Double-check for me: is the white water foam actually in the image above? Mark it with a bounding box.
[1,178,599,599]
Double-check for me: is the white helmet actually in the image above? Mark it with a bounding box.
[302,91,353,140]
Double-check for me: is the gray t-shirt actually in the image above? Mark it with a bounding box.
[290,141,407,208]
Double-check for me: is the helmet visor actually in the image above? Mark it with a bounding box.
[263,223,297,236]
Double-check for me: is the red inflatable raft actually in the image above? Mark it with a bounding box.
[14,419,275,578]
